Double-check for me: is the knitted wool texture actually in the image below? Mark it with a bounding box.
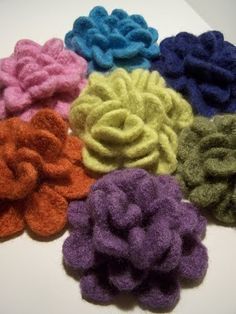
[177,115,236,224]
[0,109,95,239]
[63,169,208,310]
[70,68,193,175]
[0,38,87,121]
[65,6,159,73]
[152,31,236,117]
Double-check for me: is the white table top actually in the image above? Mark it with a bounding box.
[0,1,235,313]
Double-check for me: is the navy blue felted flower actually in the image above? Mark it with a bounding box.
[65,6,160,73]
[152,31,236,117]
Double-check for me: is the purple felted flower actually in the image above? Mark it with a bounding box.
[63,169,208,310]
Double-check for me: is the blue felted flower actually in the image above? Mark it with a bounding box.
[65,6,160,73]
[152,31,236,117]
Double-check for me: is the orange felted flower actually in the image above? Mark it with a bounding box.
[0,109,95,239]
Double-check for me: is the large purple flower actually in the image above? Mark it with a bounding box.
[63,169,208,310]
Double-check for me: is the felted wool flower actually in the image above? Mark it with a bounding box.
[152,31,236,117]
[63,168,208,311]
[65,6,160,73]
[70,68,193,175]
[0,38,87,121]
[0,109,95,239]
[177,115,236,225]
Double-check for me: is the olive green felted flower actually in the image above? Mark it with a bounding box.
[177,115,236,225]
[70,68,193,175]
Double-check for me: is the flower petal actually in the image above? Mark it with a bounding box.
[63,231,95,270]
[72,17,95,37]
[24,185,67,237]
[30,109,67,143]
[62,136,83,164]
[92,46,113,69]
[46,165,95,199]
[108,261,145,291]
[80,269,117,303]
[4,86,31,112]
[179,236,208,281]
[0,201,24,238]
[0,159,38,200]
[112,42,143,59]
[137,272,180,310]
[94,225,129,258]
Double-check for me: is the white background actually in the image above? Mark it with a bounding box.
[186,0,236,44]
[0,1,235,313]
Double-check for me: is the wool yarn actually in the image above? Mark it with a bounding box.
[63,169,208,310]
[0,38,87,121]
[70,68,193,175]
[65,6,159,73]
[152,31,236,117]
[177,115,236,224]
[0,109,95,239]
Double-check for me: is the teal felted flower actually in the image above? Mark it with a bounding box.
[65,6,160,73]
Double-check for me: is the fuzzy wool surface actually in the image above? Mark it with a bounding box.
[152,31,236,117]
[0,109,95,239]
[177,114,236,225]
[70,68,193,175]
[63,168,208,311]
[0,38,87,121]
[65,6,160,73]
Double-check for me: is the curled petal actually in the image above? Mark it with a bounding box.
[94,225,129,258]
[42,158,72,179]
[21,129,63,162]
[0,160,38,200]
[154,232,182,272]
[46,166,95,199]
[30,109,67,143]
[190,182,228,208]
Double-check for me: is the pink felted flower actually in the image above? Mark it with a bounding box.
[0,38,88,121]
